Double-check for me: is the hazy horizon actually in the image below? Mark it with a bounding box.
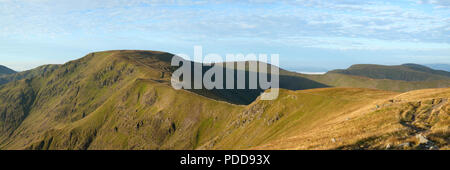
[2,53,450,73]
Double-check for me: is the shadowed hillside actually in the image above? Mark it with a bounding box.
[188,61,329,105]
[0,65,16,76]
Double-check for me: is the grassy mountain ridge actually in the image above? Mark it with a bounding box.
[193,61,329,105]
[0,50,246,149]
[328,64,450,81]
[0,50,448,150]
[426,64,450,72]
[301,72,450,92]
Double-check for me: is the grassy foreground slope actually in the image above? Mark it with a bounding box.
[253,88,450,150]
[0,50,448,150]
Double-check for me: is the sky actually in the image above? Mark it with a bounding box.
[0,0,449,72]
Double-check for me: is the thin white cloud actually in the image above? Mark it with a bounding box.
[0,0,449,51]
[417,0,450,8]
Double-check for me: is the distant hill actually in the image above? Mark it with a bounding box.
[0,64,59,85]
[327,64,450,81]
[273,65,450,93]
[0,65,16,75]
[426,64,450,72]
[300,72,450,92]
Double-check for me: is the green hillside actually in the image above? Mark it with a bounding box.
[328,64,450,81]
[275,66,450,93]
[0,50,448,150]
[0,50,244,149]
[191,61,328,105]
[252,88,450,150]
[426,64,450,72]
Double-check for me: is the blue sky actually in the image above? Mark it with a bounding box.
[0,0,449,71]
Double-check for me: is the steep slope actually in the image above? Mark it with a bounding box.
[328,64,450,81]
[0,50,256,149]
[0,50,326,149]
[3,82,448,150]
[22,79,244,150]
[0,65,16,75]
[0,79,36,137]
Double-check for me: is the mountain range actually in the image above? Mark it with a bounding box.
[426,64,450,72]
[0,50,448,150]
[328,64,450,81]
